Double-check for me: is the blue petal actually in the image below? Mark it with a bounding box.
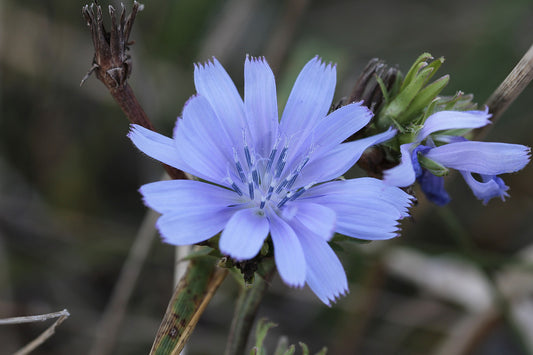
[244,56,279,157]
[156,207,234,246]
[417,170,450,206]
[289,219,348,305]
[303,178,413,240]
[417,109,491,141]
[295,128,396,187]
[194,58,249,148]
[140,179,239,214]
[173,95,236,183]
[425,141,531,175]
[219,208,270,260]
[269,211,306,287]
[383,143,417,187]
[280,57,336,164]
[128,125,185,170]
[460,171,509,204]
[289,202,336,241]
[311,102,373,156]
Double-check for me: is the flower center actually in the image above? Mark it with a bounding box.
[228,137,313,211]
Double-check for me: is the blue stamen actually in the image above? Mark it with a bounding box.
[259,197,266,209]
[244,145,253,168]
[289,188,306,201]
[235,162,246,183]
[266,186,274,200]
[248,182,255,200]
[265,148,277,172]
[285,173,298,190]
[275,179,288,194]
[231,182,243,196]
[275,159,286,178]
[233,149,246,183]
[252,169,260,188]
[277,195,290,208]
[289,183,314,201]
[275,146,288,177]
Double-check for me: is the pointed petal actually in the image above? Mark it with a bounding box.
[417,170,450,206]
[140,179,239,214]
[290,219,348,305]
[425,141,531,175]
[156,207,234,246]
[460,171,509,204]
[173,95,234,183]
[303,178,413,240]
[128,124,185,170]
[194,58,248,147]
[244,56,279,156]
[383,143,417,187]
[219,208,270,260]
[417,109,491,141]
[269,211,306,287]
[311,102,373,155]
[295,128,396,186]
[305,177,413,216]
[290,202,336,241]
[280,57,336,163]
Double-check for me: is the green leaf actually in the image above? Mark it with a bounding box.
[382,66,435,123]
[283,345,295,355]
[299,342,310,355]
[418,154,449,176]
[314,347,328,355]
[253,318,278,355]
[398,75,450,122]
[274,336,290,355]
[400,52,433,91]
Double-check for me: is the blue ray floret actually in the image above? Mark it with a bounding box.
[383,109,531,205]
[128,56,414,305]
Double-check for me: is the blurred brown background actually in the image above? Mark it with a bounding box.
[1,0,533,354]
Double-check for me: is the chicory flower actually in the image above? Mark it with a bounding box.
[383,109,530,205]
[129,56,413,305]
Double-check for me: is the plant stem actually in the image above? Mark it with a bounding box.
[485,44,533,123]
[150,256,228,355]
[224,259,276,355]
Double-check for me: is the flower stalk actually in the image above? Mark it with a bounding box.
[224,258,276,355]
[150,255,228,355]
[81,1,186,180]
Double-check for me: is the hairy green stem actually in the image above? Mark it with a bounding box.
[224,259,276,355]
[150,257,228,355]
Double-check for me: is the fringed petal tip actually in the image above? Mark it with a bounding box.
[307,55,337,73]
[245,54,268,65]
[193,56,221,71]
[320,287,349,307]
[461,172,511,205]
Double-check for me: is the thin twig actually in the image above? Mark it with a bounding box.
[485,44,533,122]
[6,310,70,355]
[0,309,70,325]
[81,1,186,180]
[480,43,533,139]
